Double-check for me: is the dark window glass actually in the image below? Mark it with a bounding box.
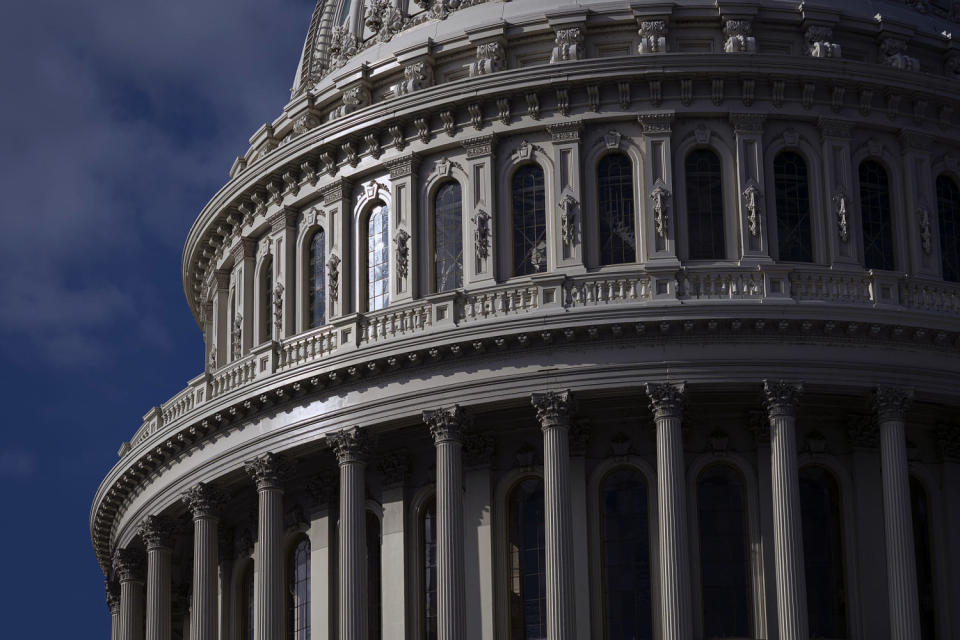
[936,175,960,282]
[598,153,636,265]
[367,204,390,311]
[240,564,254,640]
[774,151,813,262]
[911,477,937,640]
[685,150,726,260]
[422,497,438,640]
[508,477,546,639]
[287,537,311,640]
[367,511,382,640]
[600,468,652,640]
[697,464,751,638]
[261,258,273,343]
[308,229,326,328]
[859,160,895,270]
[434,182,463,292]
[800,466,847,638]
[512,165,547,276]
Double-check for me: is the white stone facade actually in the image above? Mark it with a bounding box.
[93,1,960,639]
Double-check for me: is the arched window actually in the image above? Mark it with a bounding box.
[697,464,751,638]
[600,468,652,640]
[859,160,895,270]
[287,537,310,640]
[308,229,326,328]
[512,165,547,276]
[421,497,438,640]
[240,563,255,640]
[911,477,937,640]
[260,257,273,343]
[508,477,546,639]
[434,182,463,292]
[597,153,636,265]
[800,466,847,638]
[774,151,813,262]
[366,203,390,312]
[336,0,352,25]
[936,174,960,282]
[685,149,725,260]
[367,511,382,640]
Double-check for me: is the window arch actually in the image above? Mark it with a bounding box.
[936,174,960,282]
[365,203,390,312]
[260,257,273,343]
[336,0,352,25]
[599,467,652,640]
[697,463,751,638]
[240,563,255,640]
[774,151,813,262]
[287,537,310,640]
[685,149,725,260]
[308,228,326,328]
[859,160,895,270]
[434,182,463,292]
[512,165,547,276]
[597,153,636,265]
[507,476,546,639]
[421,496,438,640]
[367,511,383,640]
[799,465,847,638]
[911,477,937,639]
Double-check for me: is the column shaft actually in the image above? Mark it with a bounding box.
[437,439,466,640]
[145,546,172,640]
[655,413,692,640]
[339,458,367,640]
[111,609,121,640]
[119,579,146,640]
[256,486,285,640]
[191,516,219,640]
[542,424,576,639]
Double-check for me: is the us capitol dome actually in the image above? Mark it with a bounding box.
[92,1,960,639]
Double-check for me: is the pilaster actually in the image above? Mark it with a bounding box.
[268,208,298,338]
[322,178,353,319]
[461,135,497,286]
[818,118,858,267]
[212,270,230,367]
[638,112,679,268]
[463,432,495,640]
[231,238,257,355]
[548,123,585,270]
[899,132,938,277]
[730,114,772,262]
[378,452,409,640]
[387,154,420,303]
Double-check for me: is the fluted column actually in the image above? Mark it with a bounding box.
[531,390,577,640]
[106,579,121,640]
[245,453,294,640]
[138,516,176,640]
[114,549,146,640]
[424,406,468,640]
[874,387,922,639]
[763,380,809,640]
[332,426,372,640]
[181,483,226,640]
[645,383,691,640]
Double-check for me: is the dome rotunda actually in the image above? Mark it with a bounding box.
[96,1,960,639]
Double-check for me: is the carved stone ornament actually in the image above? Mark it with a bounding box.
[880,37,920,71]
[650,182,671,239]
[558,194,579,246]
[463,431,495,467]
[918,207,933,254]
[105,580,121,613]
[742,181,762,237]
[847,414,879,448]
[208,345,218,371]
[244,452,295,491]
[473,208,491,259]
[806,26,841,58]
[112,548,145,583]
[603,130,622,150]
[833,189,850,242]
[327,254,341,304]
[272,282,284,337]
[723,20,756,53]
[231,313,243,361]
[513,139,537,162]
[707,429,730,453]
[377,451,409,486]
[181,482,227,519]
[423,404,468,444]
[646,382,685,420]
[762,380,803,419]
[394,228,411,281]
[550,27,583,63]
[531,390,576,429]
[936,424,960,461]
[638,20,668,53]
[396,60,433,96]
[873,387,914,421]
[292,113,320,137]
[330,426,372,465]
[327,26,360,71]
[470,41,503,77]
[330,86,371,121]
[569,419,591,456]
[364,0,407,43]
[137,515,177,551]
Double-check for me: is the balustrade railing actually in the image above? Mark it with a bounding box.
[210,352,258,398]
[160,385,196,425]
[676,269,764,300]
[788,270,872,304]
[279,325,338,371]
[900,278,960,315]
[564,275,651,307]
[459,285,540,321]
[359,302,432,344]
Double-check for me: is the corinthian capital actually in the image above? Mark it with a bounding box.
[105,579,121,614]
[873,387,914,422]
[137,515,177,551]
[112,548,145,583]
[423,405,469,444]
[180,482,227,520]
[531,390,576,430]
[330,426,372,465]
[763,380,803,419]
[645,382,685,420]
[244,452,295,491]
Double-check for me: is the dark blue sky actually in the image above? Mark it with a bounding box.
[0,0,315,634]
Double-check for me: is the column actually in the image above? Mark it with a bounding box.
[874,387,922,639]
[106,579,121,640]
[331,426,371,640]
[645,382,691,640]
[138,516,176,640]
[531,391,577,640]
[762,380,809,640]
[245,452,294,640]
[423,406,469,640]
[181,482,225,640]
[113,548,145,640]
